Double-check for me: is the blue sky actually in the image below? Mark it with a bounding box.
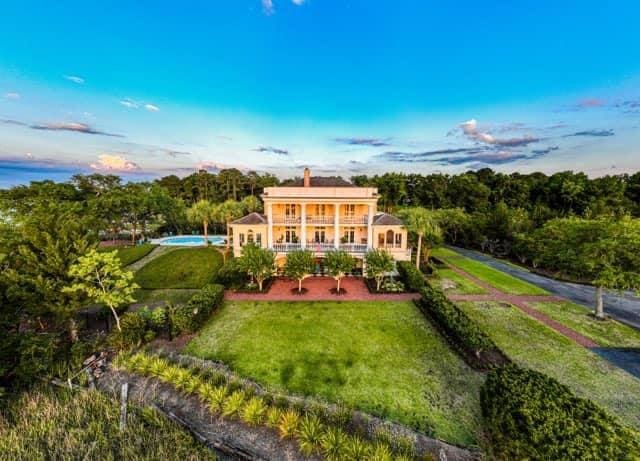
[1,0,639,187]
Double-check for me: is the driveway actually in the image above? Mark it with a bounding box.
[448,246,640,330]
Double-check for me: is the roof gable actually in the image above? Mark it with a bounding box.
[372,212,404,226]
[231,212,267,225]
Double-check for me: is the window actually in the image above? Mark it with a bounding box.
[285,204,297,218]
[239,233,245,246]
[395,233,402,247]
[314,227,326,243]
[386,230,394,247]
[285,227,297,243]
[343,227,355,243]
[378,233,385,247]
[256,233,262,246]
[315,204,326,216]
[345,204,356,217]
[247,229,254,244]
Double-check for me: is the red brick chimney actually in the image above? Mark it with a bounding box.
[303,167,311,187]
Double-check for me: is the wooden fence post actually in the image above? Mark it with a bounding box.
[119,382,129,431]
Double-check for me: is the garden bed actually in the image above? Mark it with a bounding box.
[363,277,407,294]
[231,277,275,294]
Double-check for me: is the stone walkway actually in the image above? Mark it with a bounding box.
[443,264,599,348]
[226,277,420,302]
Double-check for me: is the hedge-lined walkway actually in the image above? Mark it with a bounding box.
[226,277,421,301]
[443,264,599,348]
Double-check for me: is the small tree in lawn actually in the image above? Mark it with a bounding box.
[399,207,442,269]
[365,249,395,292]
[64,249,139,331]
[325,249,355,294]
[239,243,275,292]
[285,249,315,293]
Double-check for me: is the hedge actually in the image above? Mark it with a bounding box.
[396,261,426,292]
[112,284,225,348]
[482,364,640,460]
[214,258,248,289]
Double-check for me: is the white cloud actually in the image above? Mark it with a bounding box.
[120,98,140,109]
[459,119,540,147]
[4,92,20,100]
[90,154,139,172]
[292,0,305,4]
[144,103,160,112]
[64,75,85,84]
[262,0,274,14]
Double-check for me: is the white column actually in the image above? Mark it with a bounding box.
[334,203,340,249]
[367,204,374,249]
[300,203,306,248]
[267,203,273,249]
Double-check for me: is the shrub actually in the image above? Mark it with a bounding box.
[418,283,497,357]
[221,390,246,417]
[266,406,283,428]
[278,409,301,439]
[115,311,148,347]
[396,261,426,292]
[241,397,267,426]
[370,442,393,461]
[169,284,224,335]
[206,386,228,414]
[214,258,248,289]
[482,364,640,460]
[297,414,324,456]
[321,426,348,460]
[345,435,371,460]
[381,279,405,293]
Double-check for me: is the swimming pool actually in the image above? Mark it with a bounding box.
[152,235,226,246]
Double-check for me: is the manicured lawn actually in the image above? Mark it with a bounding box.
[99,243,157,266]
[133,288,200,305]
[431,267,487,294]
[457,301,640,430]
[184,300,484,446]
[530,301,640,348]
[135,247,223,289]
[432,247,548,295]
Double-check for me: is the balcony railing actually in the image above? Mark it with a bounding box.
[339,243,368,253]
[340,215,368,225]
[378,244,404,250]
[307,242,336,252]
[272,243,302,252]
[272,215,301,224]
[306,215,334,225]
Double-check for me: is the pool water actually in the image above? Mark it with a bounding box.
[153,235,226,246]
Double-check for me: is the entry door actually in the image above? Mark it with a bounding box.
[314,228,326,243]
[344,227,355,243]
[285,228,297,243]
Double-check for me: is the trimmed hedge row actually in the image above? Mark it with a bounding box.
[113,284,224,348]
[482,364,640,460]
[396,261,427,292]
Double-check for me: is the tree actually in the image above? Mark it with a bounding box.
[399,207,442,269]
[433,208,471,244]
[215,200,244,252]
[187,200,217,241]
[365,249,394,291]
[64,250,139,331]
[325,250,355,293]
[532,218,640,319]
[284,250,315,292]
[241,195,263,213]
[239,243,275,291]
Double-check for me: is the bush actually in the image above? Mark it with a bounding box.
[396,261,426,292]
[482,364,640,460]
[169,284,224,335]
[417,282,501,363]
[113,311,148,348]
[214,258,248,289]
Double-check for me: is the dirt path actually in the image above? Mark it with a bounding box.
[127,245,177,271]
[443,264,599,348]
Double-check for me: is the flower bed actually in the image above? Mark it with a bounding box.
[364,277,407,294]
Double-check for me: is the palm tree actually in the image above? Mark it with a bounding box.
[215,199,244,252]
[400,207,442,269]
[187,200,217,241]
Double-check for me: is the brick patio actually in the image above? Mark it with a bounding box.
[225,277,420,302]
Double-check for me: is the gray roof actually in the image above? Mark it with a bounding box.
[231,212,268,225]
[280,176,354,187]
[372,212,404,226]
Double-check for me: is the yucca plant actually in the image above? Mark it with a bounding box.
[183,375,203,395]
[296,414,324,456]
[206,386,228,414]
[265,406,283,428]
[173,368,193,391]
[345,435,371,460]
[369,442,393,461]
[240,397,267,426]
[148,357,168,378]
[277,409,300,439]
[321,426,348,461]
[393,454,413,461]
[221,390,246,418]
[160,365,183,384]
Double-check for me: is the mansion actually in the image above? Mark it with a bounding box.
[229,168,411,272]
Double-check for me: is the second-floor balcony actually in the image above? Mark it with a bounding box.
[339,243,368,253]
[272,214,369,225]
[272,215,302,225]
[272,243,302,252]
[340,215,368,224]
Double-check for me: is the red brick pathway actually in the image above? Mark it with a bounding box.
[225,277,420,302]
[443,265,599,348]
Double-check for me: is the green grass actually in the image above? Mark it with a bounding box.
[134,247,223,289]
[99,244,157,266]
[133,288,201,305]
[0,387,215,460]
[430,267,487,294]
[432,247,548,295]
[184,300,484,446]
[457,301,640,430]
[530,301,640,348]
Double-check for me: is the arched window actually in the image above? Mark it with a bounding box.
[247,229,254,244]
[386,230,394,247]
